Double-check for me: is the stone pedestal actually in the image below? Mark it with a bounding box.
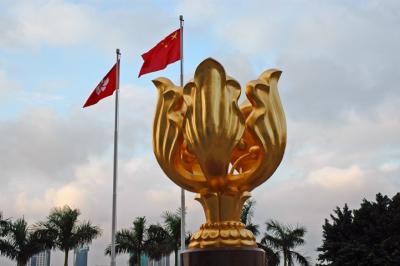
[181,247,265,266]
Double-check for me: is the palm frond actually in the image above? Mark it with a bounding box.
[266,220,287,239]
[105,229,135,255]
[286,226,306,249]
[257,242,280,266]
[290,250,311,266]
[162,210,181,247]
[145,223,174,260]
[241,200,256,225]
[185,232,192,247]
[262,219,309,266]
[246,223,260,237]
[261,234,282,250]
[287,252,294,266]
[0,217,50,265]
[290,227,306,238]
[45,206,80,250]
[12,218,29,249]
[38,205,100,259]
[74,221,101,246]
[0,212,11,236]
[0,238,17,259]
[132,217,146,248]
[105,216,151,266]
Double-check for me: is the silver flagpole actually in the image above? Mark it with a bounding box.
[179,15,186,266]
[110,48,120,266]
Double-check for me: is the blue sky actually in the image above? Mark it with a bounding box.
[1,0,400,265]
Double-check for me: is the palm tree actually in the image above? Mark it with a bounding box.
[185,232,192,247]
[145,223,173,261]
[146,210,193,266]
[105,216,149,266]
[162,209,181,266]
[39,205,101,266]
[240,201,280,266]
[0,218,51,266]
[0,212,10,237]
[257,242,281,266]
[261,220,310,266]
[241,200,260,237]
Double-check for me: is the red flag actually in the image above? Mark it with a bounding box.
[83,63,117,108]
[139,29,180,77]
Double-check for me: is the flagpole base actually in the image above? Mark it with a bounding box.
[181,247,265,266]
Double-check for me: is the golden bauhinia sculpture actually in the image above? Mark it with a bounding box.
[152,58,287,248]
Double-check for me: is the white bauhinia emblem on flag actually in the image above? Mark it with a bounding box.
[95,78,110,95]
[83,62,117,108]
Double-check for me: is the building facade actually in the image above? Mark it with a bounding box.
[137,253,170,266]
[148,255,170,266]
[27,250,51,266]
[74,245,89,266]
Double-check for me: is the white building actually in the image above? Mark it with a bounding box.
[27,250,51,266]
[148,255,170,266]
[74,245,90,266]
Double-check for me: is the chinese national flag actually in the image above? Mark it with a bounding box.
[83,63,117,108]
[138,29,180,77]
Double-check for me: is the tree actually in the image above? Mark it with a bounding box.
[39,205,101,266]
[240,200,280,266]
[241,199,260,237]
[257,242,281,266]
[185,232,192,247]
[261,220,310,266]
[145,223,174,261]
[105,212,186,266]
[0,212,10,237]
[105,216,150,266]
[317,193,400,265]
[146,209,192,266]
[162,209,182,266]
[0,218,51,266]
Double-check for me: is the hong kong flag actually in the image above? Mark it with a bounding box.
[83,63,117,108]
[138,29,181,77]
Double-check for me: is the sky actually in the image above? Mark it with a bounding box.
[0,0,399,265]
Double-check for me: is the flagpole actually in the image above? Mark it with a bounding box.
[179,14,186,265]
[110,48,120,266]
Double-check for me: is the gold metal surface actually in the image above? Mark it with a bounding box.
[152,58,286,248]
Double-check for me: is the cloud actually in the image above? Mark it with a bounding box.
[14,184,83,217]
[306,165,364,188]
[0,0,179,52]
[0,108,111,183]
[0,1,93,48]
[175,0,216,21]
[380,161,400,173]
[0,69,20,102]
[177,0,400,124]
[0,69,17,91]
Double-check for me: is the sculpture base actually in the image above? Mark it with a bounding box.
[181,247,265,266]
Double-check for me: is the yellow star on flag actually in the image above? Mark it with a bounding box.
[171,32,178,40]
